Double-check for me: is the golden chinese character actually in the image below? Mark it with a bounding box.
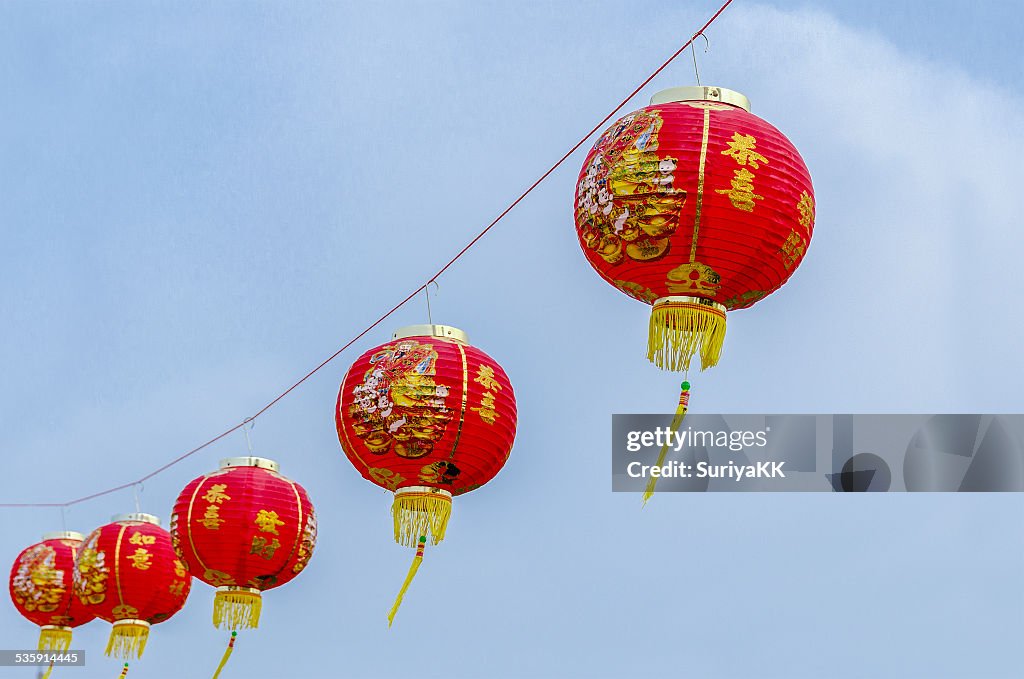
[168,580,186,597]
[473,365,502,392]
[128,532,155,546]
[128,548,152,570]
[250,536,281,560]
[173,559,187,578]
[796,191,815,231]
[254,509,285,535]
[720,132,768,169]
[203,484,231,504]
[779,231,806,270]
[715,168,763,212]
[471,391,499,425]
[199,504,224,530]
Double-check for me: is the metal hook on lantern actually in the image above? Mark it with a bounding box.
[242,417,256,456]
[424,279,440,325]
[690,32,710,86]
[132,482,144,514]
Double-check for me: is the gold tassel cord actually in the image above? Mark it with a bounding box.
[647,299,726,372]
[387,536,426,628]
[41,663,53,679]
[392,491,451,547]
[38,626,72,651]
[104,620,150,660]
[642,382,691,505]
[211,631,237,679]
[213,587,262,630]
[118,663,130,678]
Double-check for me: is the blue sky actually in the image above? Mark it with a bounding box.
[2,1,1022,677]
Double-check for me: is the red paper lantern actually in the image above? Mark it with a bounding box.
[9,531,95,651]
[72,514,191,659]
[336,324,517,623]
[574,86,815,372]
[169,456,316,630]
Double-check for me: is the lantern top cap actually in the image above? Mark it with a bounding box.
[111,512,161,526]
[41,531,84,541]
[392,324,468,344]
[220,456,280,472]
[649,86,750,112]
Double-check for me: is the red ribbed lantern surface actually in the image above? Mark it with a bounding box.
[574,85,815,372]
[170,457,316,630]
[72,514,190,659]
[336,324,517,624]
[9,532,95,651]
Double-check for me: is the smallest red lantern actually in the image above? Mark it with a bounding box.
[9,531,95,651]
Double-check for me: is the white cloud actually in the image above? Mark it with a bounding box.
[691,4,1024,409]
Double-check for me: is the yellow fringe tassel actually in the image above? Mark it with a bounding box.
[387,537,426,628]
[41,663,54,679]
[392,491,451,547]
[647,299,726,372]
[38,625,72,651]
[213,588,262,630]
[105,620,150,660]
[642,383,691,505]
[211,631,237,679]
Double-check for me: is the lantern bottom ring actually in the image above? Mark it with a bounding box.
[394,486,453,500]
[216,585,261,594]
[652,295,726,313]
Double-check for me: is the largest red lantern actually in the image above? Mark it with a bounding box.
[9,531,95,651]
[72,514,191,659]
[574,86,815,372]
[336,324,517,623]
[170,456,317,630]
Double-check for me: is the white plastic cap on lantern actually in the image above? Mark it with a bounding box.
[219,456,280,472]
[392,324,468,344]
[111,513,161,526]
[649,86,750,112]
[41,531,84,541]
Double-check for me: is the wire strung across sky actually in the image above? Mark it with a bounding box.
[0,0,736,510]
